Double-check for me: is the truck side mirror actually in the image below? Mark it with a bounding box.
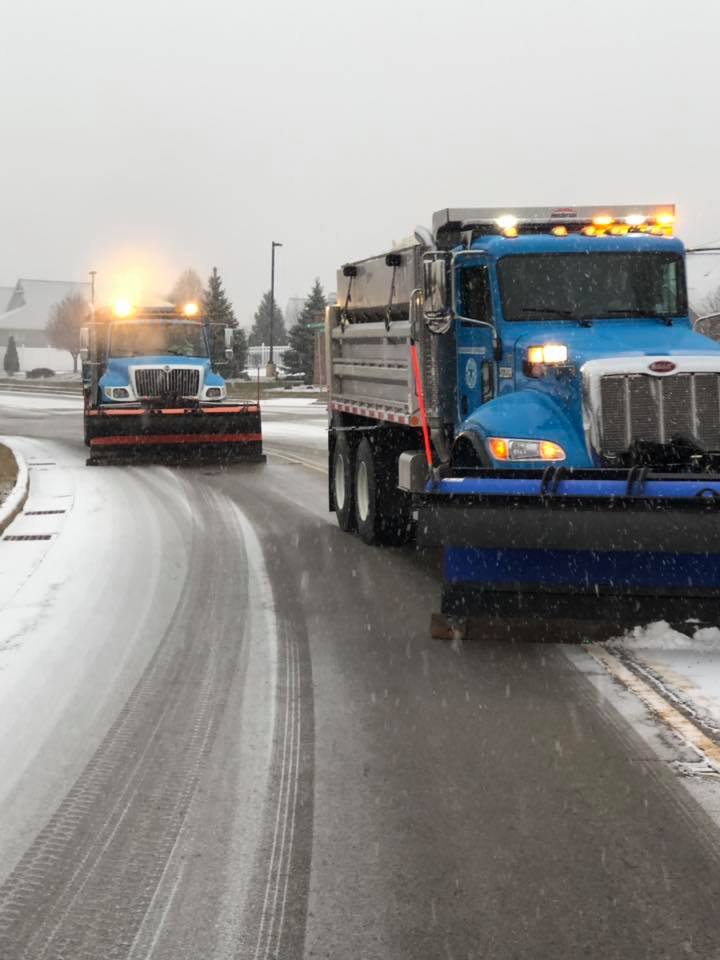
[80,327,89,362]
[422,252,452,334]
[694,313,720,343]
[224,327,234,360]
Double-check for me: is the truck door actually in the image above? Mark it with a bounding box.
[456,262,495,421]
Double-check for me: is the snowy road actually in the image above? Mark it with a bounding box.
[1,390,720,958]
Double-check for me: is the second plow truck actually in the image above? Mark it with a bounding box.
[327,205,720,640]
[82,301,264,464]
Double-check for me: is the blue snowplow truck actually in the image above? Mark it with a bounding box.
[326,205,720,640]
[82,304,264,465]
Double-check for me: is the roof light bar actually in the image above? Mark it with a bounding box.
[436,205,677,241]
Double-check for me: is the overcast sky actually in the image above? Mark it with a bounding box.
[2,0,720,324]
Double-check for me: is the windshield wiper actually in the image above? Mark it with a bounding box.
[520,306,592,327]
[602,308,675,326]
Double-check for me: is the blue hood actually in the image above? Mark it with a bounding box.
[101,354,210,387]
[510,319,720,368]
[99,355,223,392]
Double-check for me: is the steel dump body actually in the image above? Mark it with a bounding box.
[329,245,456,429]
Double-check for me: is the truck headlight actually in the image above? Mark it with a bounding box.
[488,438,566,461]
[525,344,570,378]
[205,387,223,399]
[527,344,568,365]
[106,386,130,400]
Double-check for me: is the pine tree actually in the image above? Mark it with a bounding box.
[248,291,286,347]
[284,279,326,383]
[202,267,243,371]
[230,326,249,379]
[3,335,20,376]
[203,267,237,328]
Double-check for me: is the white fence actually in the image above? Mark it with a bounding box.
[247,344,290,370]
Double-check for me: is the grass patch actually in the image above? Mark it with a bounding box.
[0,444,18,507]
[226,382,327,402]
[0,376,326,403]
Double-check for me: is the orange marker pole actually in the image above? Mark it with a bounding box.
[410,342,433,469]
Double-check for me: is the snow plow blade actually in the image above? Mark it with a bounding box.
[86,403,265,465]
[418,468,720,638]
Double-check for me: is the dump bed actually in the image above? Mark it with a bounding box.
[328,243,455,425]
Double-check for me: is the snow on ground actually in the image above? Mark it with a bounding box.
[610,620,720,651]
[261,397,326,409]
[0,392,81,411]
[261,420,326,445]
[610,621,720,732]
[0,439,196,864]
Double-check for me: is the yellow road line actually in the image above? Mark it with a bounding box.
[588,644,720,772]
[265,448,327,475]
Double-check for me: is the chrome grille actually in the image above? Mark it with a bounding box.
[134,368,200,399]
[599,372,720,454]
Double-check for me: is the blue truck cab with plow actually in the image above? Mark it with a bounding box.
[82,303,264,464]
[326,205,720,638]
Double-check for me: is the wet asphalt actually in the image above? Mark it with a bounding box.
[0,397,719,959]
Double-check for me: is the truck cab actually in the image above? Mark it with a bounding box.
[428,207,720,473]
[93,305,229,407]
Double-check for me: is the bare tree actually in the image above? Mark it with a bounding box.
[167,269,204,308]
[46,294,89,373]
[694,285,720,318]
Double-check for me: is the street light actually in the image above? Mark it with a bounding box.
[267,241,283,378]
[89,270,97,324]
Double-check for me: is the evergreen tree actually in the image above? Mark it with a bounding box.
[230,326,249,378]
[167,268,204,308]
[202,267,243,371]
[3,335,20,376]
[284,279,326,383]
[203,267,237,328]
[248,291,286,347]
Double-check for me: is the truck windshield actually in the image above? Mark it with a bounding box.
[497,252,686,321]
[109,321,209,358]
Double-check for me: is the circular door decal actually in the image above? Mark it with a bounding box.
[465,357,478,390]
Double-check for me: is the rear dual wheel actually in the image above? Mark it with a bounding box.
[354,437,413,546]
[332,434,355,531]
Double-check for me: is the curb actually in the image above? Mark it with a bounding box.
[0,442,29,536]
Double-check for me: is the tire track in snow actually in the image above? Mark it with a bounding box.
[0,480,264,959]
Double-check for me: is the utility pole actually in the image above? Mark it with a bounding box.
[89,270,97,315]
[266,241,282,378]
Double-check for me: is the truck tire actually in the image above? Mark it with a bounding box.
[354,437,413,546]
[332,434,356,532]
[83,415,92,447]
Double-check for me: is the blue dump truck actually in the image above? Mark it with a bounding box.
[82,302,264,465]
[327,205,720,638]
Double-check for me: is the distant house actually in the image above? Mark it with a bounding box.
[0,278,91,373]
